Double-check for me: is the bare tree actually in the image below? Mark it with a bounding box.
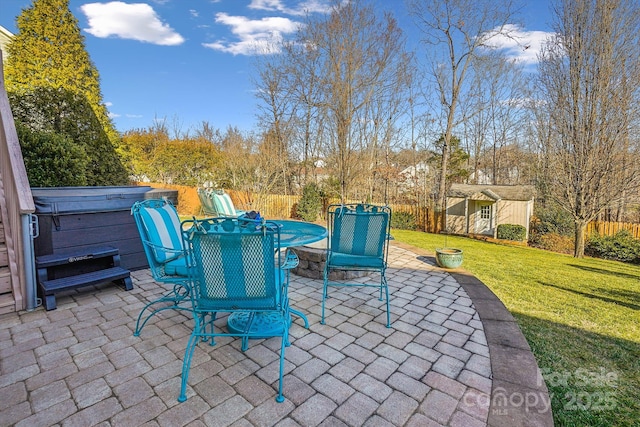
[465,55,528,184]
[255,0,409,201]
[254,53,296,195]
[536,0,640,257]
[285,36,327,189]
[407,0,521,225]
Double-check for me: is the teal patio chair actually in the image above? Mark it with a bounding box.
[322,203,392,327]
[131,199,191,336]
[197,188,245,217]
[196,187,218,216]
[178,217,297,403]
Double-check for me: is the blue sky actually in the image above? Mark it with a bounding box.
[0,0,555,135]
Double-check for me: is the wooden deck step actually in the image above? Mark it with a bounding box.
[0,269,11,294]
[0,294,15,315]
[0,243,8,268]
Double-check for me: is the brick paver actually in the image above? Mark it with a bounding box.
[0,243,550,426]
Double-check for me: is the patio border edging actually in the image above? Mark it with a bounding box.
[391,241,554,427]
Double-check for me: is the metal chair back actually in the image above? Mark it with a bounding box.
[329,204,390,260]
[132,199,188,281]
[186,218,281,310]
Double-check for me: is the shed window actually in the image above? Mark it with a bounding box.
[480,205,491,219]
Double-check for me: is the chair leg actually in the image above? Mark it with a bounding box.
[322,267,391,328]
[276,320,289,402]
[383,276,391,328]
[240,312,256,352]
[133,283,190,336]
[178,330,200,402]
[290,308,309,329]
[321,270,329,325]
[201,312,217,346]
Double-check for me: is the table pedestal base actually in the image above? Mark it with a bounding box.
[227,308,309,339]
[227,312,287,338]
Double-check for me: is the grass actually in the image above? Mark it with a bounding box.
[391,229,640,427]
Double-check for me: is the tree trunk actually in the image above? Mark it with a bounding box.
[573,220,587,258]
[436,139,450,230]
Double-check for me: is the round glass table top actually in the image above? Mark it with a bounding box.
[271,219,327,248]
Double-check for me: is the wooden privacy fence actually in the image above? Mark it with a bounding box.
[140,183,443,233]
[232,190,442,233]
[586,221,640,239]
[140,184,640,239]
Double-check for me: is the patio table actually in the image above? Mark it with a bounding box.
[226,219,327,337]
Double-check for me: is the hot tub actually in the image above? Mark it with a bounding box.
[32,186,177,271]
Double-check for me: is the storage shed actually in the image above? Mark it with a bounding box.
[445,184,536,239]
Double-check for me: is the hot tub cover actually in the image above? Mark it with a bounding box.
[32,186,153,215]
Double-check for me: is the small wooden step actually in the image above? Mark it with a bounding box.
[41,267,132,310]
[0,294,15,315]
[0,244,8,268]
[0,269,11,294]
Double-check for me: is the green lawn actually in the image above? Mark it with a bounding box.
[392,230,640,427]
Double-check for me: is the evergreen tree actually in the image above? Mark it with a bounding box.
[6,0,116,141]
[10,87,129,186]
[5,0,128,185]
[296,183,324,222]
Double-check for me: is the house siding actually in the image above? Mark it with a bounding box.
[496,199,533,237]
[446,191,534,239]
[446,197,467,233]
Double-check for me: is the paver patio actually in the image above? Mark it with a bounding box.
[0,243,552,426]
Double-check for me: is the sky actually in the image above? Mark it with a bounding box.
[0,0,556,135]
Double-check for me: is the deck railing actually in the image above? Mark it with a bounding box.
[0,51,37,312]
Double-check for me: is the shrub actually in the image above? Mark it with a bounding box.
[586,230,640,263]
[529,204,575,249]
[497,224,526,241]
[9,87,129,186]
[296,183,323,222]
[15,121,89,187]
[391,211,417,230]
[530,233,574,254]
[531,204,574,236]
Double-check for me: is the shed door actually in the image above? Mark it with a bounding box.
[476,202,493,235]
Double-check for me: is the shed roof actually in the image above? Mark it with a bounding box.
[447,184,536,201]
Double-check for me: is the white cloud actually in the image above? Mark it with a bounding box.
[81,2,185,46]
[482,24,554,65]
[203,13,300,55]
[248,0,332,16]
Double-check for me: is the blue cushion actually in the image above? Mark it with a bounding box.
[328,253,384,269]
[165,256,188,276]
[139,203,183,263]
[212,192,237,216]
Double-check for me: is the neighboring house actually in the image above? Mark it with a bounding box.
[445,184,536,239]
[398,162,430,190]
[469,167,524,186]
[0,25,13,63]
[468,169,492,185]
